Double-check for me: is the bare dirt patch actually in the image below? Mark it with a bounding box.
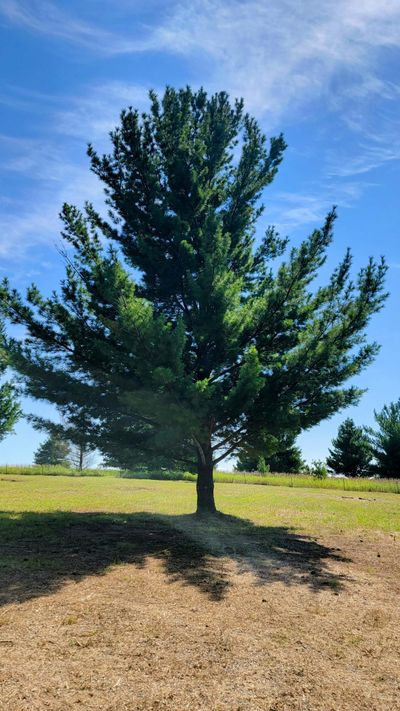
[0,514,399,710]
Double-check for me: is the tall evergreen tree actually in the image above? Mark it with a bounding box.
[0,321,20,442]
[34,433,71,467]
[0,87,388,513]
[326,418,373,477]
[370,400,400,478]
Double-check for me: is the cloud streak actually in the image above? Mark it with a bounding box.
[2,1,400,130]
[56,82,150,142]
[0,0,158,53]
[265,180,373,234]
[154,0,400,123]
[0,134,102,259]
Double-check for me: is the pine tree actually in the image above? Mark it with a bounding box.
[29,408,96,470]
[69,442,95,471]
[371,400,400,478]
[265,445,304,474]
[0,320,20,442]
[101,447,193,472]
[236,436,304,473]
[63,414,96,470]
[0,87,388,513]
[34,433,71,467]
[326,418,373,477]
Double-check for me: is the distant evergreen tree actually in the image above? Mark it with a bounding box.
[326,418,373,477]
[30,408,95,470]
[265,445,304,473]
[236,436,304,473]
[256,456,269,473]
[0,87,388,513]
[69,441,95,470]
[0,321,20,442]
[235,452,258,473]
[327,418,373,476]
[34,433,71,467]
[370,400,400,478]
[310,460,328,479]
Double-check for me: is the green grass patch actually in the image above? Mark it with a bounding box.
[0,464,120,477]
[0,474,398,534]
[121,468,400,494]
[214,471,400,494]
[1,464,399,494]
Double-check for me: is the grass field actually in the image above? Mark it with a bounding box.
[0,474,399,533]
[0,475,399,710]
[1,463,400,494]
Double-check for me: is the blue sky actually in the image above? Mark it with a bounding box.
[0,0,399,466]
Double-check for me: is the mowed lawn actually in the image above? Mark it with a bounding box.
[1,474,399,532]
[0,475,399,711]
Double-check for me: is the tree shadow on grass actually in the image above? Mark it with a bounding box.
[0,510,350,606]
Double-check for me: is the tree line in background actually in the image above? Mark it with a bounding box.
[327,403,400,478]
[33,433,95,470]
[235,404,400,478]
[0,86,398,511]
[27,398,400,479]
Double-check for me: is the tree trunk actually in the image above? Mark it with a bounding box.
[196,452,217,514]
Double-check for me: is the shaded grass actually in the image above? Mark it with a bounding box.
[0,477,396,639]
[0,509,349,607]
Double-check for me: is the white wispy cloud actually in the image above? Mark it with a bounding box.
[56,82,150,142]
[0,82,151,261]
[0,0,158,53]
[1,135,73,182]
[328,145,400,178]
[2,1,400,107]
[155,0,400,116]
[265,181,373,233]
[327,101,400,177]
[0,135,102,259]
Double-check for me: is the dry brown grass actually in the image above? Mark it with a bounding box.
[0,512,399,711]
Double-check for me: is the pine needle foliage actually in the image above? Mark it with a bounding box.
[0,320,20,442]
[371,400,400,478]
[326,418,373,477]
[34,433,71,467]
[236,438,305,474]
